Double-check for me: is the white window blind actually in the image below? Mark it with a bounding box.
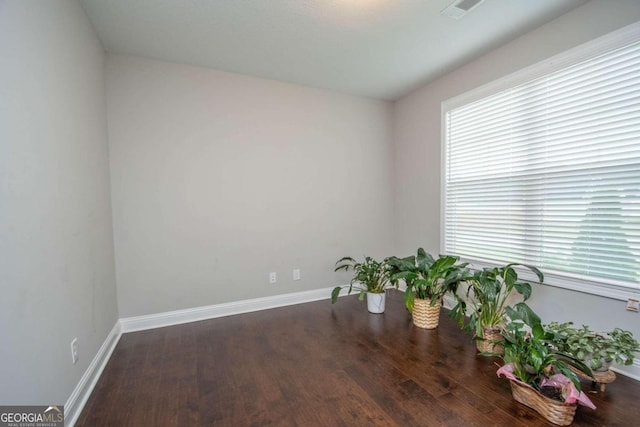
[443,34,640,292]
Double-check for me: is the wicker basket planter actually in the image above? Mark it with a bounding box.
[510,379,577,426]
[476,326,504,355]
[412,298,441,329]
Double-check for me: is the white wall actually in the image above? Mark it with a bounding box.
[393,0,640,365]
[0,0,118,405]
[107,55,394,317]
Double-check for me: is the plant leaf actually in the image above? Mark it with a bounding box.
[331,286,342,304]
[513,282,532,300]
[404,288,414,312]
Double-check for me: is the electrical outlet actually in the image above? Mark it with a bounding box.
[70,338,78,364]
[293,269,301,281]
[269,272,277,284]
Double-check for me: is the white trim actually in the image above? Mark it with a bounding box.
[537,274,640,303]
[65,321,121,427]
[462,259,640,303]
[120,287,339,333]
[440,101,448,255]
[442,21,640,111]
[611,360,640,382]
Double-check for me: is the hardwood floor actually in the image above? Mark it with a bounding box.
[76,291,640,426]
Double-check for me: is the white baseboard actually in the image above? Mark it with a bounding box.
[611,360,640,381]
[65,321,121,427]
[120,286,336,333]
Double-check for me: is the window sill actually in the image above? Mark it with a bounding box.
[461,258,640,302]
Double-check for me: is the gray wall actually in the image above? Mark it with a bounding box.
[393,0,640,356]
[0,0,118,404]
[106,55,394,317]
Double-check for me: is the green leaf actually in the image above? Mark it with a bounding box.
[506,263,544,283]
[507,302,541,328]
[529,348,544,371]
[393,271,416,281]
[416,248,434,268]
[334,256,356,272]
[513,282,532,300]
[331,286,342,304]
[448,300,467,327]
[503,267,517,287]
[334,264,351,272]
[532,324,545,341]
[557,364,582,391]
[404,288,415,312]
[387,255,416,272]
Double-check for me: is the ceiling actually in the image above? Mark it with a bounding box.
[80,0,588,100]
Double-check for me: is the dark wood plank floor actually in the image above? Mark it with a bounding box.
[76,291,640,426]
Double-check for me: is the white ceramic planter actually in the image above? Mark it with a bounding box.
[367,292,386,314]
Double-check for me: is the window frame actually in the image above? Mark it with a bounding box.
[440,21,640,301]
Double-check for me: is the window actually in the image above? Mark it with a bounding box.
[442,23,640,299]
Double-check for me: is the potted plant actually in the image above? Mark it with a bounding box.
[331,256,396,314]
[493,303,595,426]
[451,263,543,354]
[546,322,640,391]
[387,248,470,329]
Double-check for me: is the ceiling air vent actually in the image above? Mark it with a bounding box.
[441,0,486,20]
